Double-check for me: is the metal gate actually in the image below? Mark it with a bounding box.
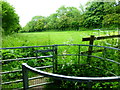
[21,44,120,89]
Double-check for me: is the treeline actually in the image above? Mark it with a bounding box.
[1,0,120,35]
[21,1,120,32]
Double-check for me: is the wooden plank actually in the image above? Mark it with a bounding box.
[96,35,120,40]
[81,46,118,54]
[82,37,91,41]
[82,35,120,41]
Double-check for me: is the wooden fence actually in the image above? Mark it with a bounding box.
[82,35,120,61]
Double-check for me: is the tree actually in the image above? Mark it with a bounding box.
[55,6,81,30]
[45,13,59,29]
[34,18,46,31]
[84,2,105,28]
[22,0,120,32]
[83,1,116,28]
[1,1,20,35]
[102,13,120,28]
[22,20,36,32]
[22,16,46,32]
[102,1,120,28]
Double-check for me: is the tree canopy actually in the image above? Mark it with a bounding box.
[22,0,120,32]
[1,1,21,35]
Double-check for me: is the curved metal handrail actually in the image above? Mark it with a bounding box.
[22,63,120,82]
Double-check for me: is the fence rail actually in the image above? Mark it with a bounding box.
[82,35,120,41]
[2,56,53,62]
[82,35,120,61]
[22,63,120,89]
[1,45,55,88]
[23,63,120,82]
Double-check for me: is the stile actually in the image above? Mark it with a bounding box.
[87,35,95,63]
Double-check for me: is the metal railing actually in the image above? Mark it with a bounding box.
[21,44,120,89]
[1,44,120,89]
[22,63,120,89]
[1,45,56,89]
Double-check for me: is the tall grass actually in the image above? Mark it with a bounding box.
[2,30,118,48]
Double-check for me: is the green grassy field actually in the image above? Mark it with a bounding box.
[2,30,120,89]
[2,30,118,47]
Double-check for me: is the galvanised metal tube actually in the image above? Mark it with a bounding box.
[22,63,120,82]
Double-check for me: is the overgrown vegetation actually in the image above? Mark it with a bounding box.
[1,0,120,89]
[46,44,120,89]
[47,64,119,89]
[1,30,120,89]
[2,46,53,88]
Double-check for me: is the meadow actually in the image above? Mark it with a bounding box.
[2,29,120,89]
[2,30,118,48]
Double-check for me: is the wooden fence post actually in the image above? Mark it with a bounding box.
[87,35,95,63]
[22,63,29,90]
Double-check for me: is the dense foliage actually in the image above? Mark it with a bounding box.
[21,0,120,32]
[1,0,21,35]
